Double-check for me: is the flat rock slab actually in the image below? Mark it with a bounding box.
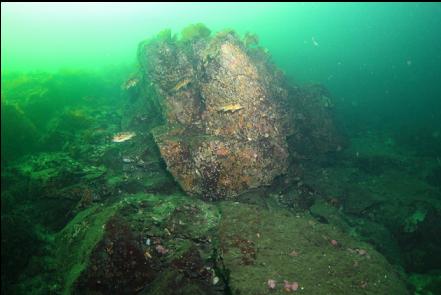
[219,202,408,295]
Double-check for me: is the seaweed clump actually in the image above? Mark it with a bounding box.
[180,23,211,42]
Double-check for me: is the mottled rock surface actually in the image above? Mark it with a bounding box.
[219,202,409,295]
[139,29,292,200]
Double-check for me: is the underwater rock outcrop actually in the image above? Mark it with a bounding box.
[134,25,344,201]
[137,26,298,200]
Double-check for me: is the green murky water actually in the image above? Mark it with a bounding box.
[1,3,440,294]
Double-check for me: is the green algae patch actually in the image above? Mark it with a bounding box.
[180,23,211,42]
[219,202,409,295]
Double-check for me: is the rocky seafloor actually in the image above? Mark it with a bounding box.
[1,25,440,295]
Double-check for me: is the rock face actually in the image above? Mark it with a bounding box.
[139,28,290,200]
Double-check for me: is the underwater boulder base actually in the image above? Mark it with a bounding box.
[153,128,288,201]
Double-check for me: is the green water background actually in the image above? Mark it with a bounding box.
[2,2,441,139]
[1,4,441,293]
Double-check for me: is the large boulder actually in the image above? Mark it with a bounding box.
[138,27,291,200]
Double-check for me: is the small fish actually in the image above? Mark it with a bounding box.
[172,78,191,92]
[217,103,243,113]
[122,157,134,163]
[112,131,136,143]
[312,36,319,47]
[123,77,139,90]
